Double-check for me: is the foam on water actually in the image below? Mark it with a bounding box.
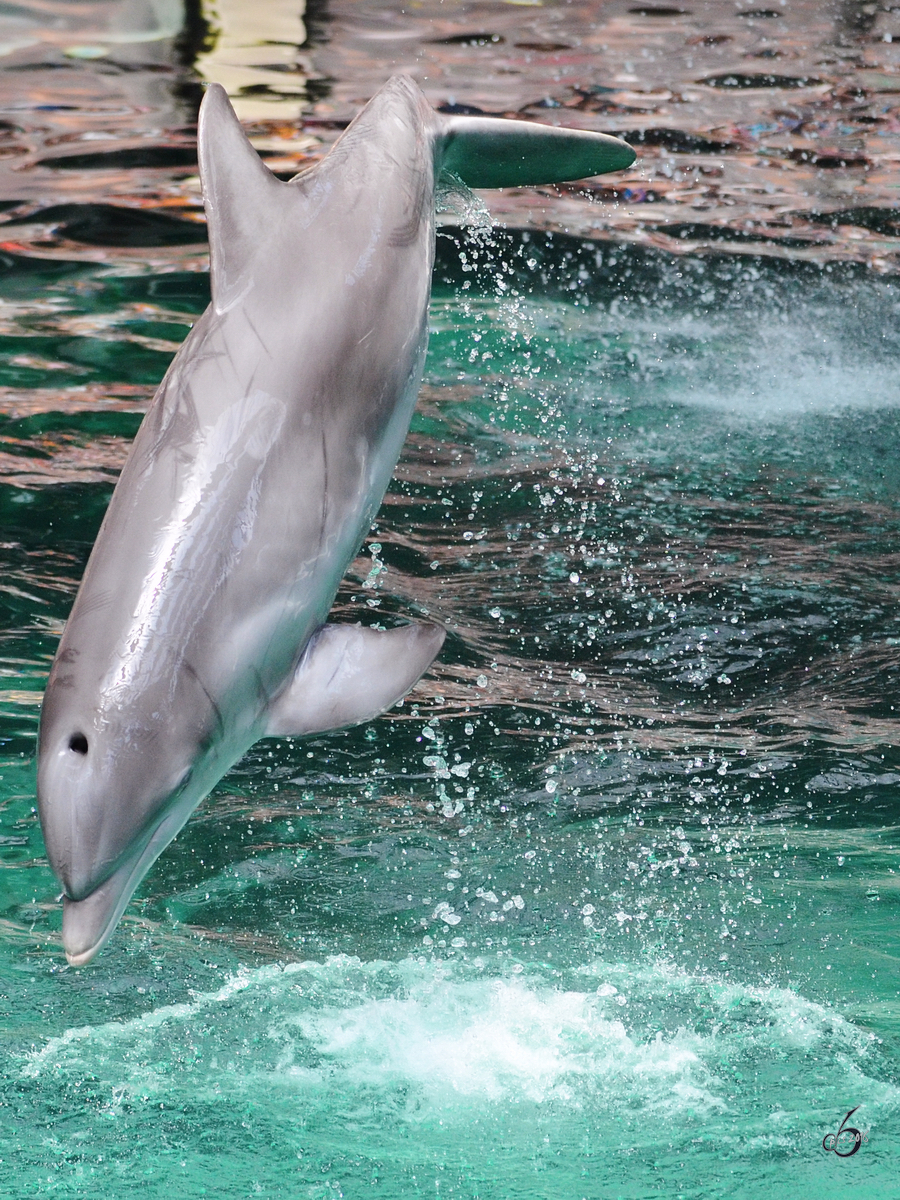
[22,955,899,1139]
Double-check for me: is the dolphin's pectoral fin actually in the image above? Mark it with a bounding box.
[439,116,635,189]
[198,83,288,314]
[266,621,446,738]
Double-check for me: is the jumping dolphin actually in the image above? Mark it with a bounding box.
[37,76,635,965]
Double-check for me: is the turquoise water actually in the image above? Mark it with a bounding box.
[1,236,899,1196]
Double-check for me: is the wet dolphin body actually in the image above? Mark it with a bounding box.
[37,75,635,965]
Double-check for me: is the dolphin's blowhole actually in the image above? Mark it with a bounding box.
[68,732,89,755]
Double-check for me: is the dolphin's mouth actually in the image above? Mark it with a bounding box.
[63,868,140,967]
[61,806,189,966]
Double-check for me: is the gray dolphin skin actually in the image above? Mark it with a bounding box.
[36,75,635,965]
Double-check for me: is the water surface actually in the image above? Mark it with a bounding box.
[0,234,899,1197]
[1,2,899,1197]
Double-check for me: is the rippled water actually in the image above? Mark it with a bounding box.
[1,231,899,1197]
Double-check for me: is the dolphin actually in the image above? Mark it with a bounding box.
[37,75,635,965]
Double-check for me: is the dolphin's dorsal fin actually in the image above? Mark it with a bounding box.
[265,621,446,737]
[439,115,635,189]
[198,83,287,314]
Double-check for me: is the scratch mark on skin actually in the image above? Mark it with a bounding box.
[181,659,225,741]
[326,642,347,689]
[316,421,329,561]
[187,345,224,371]
[71,588,112,621]
[220,337,237,375]
[389,160,428,247]
[243,311,271,357]
[251,665,272,711]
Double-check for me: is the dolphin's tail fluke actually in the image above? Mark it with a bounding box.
[439,114,635,189]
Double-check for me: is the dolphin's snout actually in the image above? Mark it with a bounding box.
[62,863,137,966]
[62,885,115,966]
[60,800,198,965]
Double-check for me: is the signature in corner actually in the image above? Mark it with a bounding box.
[822,1105,868,1157]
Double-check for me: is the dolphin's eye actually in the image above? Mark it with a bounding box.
[68,732,89,755]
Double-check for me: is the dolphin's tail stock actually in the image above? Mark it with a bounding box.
[439,113,635,190]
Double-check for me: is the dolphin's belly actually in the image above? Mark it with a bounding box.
[56,249,432,744]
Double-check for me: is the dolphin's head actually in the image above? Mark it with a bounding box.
[37,641,235,966]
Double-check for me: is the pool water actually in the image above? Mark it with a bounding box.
[1,233,899,1197]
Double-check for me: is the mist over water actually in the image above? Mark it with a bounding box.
[1,237,899,1197]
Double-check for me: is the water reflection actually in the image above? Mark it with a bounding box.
[0,2,897,264]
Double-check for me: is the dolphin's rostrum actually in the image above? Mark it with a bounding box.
[37,76,635,965]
